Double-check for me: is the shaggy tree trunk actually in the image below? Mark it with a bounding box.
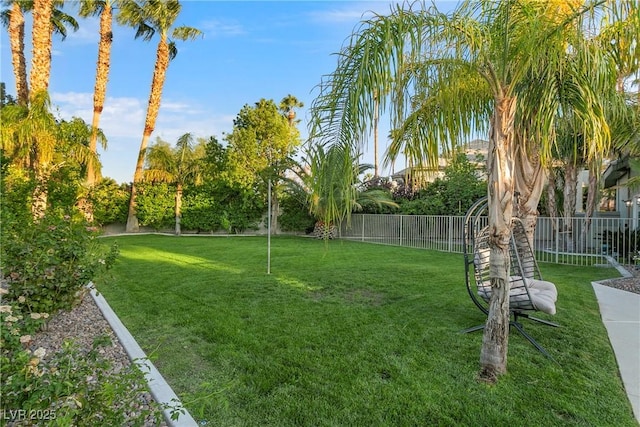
[562,162,578,252]
[546,168,559,220]
[513,134,546,273]
[126,34,170,232]
[480,95,517,382]
[29,0,53,97]
[9,2,28,106]
[579,167,598,252]
[31,168,49,219]
[87,3,113,187]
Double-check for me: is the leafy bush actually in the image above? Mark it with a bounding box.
[399,195,447,215]
[47,166,84,213]
[88,178,129,225]
[135,182,174,230]
[0,295,165,426]
[181,189,221,232]
[396,153,486,215]
[212,183,265,233]
[278,192,315,232]
[1,164,37,226]
[1,211,119,314]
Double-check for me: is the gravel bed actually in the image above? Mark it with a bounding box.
[598,267,640,295]
[27,290,169,426]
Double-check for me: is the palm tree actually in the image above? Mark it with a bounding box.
[144,133,204,235]
[287,143,397,239]
[0,92,93,217]
[279,94,304,126]
[309,0,626,380]
[1,0,28,106]
[78,0,119,186]
[118,0,202,232]
[30,0,78,100]
[1,0,79,217]
[1,0,78,106]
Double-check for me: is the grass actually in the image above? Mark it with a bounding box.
[96,235,636,426]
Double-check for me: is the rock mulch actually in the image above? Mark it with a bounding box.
[28,290,169,427]
[598,266,640,295]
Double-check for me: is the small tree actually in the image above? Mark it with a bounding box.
[143,133,205,235]
[224,98,302,233]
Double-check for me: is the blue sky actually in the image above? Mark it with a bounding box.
[0,1,457,183]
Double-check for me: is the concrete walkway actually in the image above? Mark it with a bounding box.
[592,282,640,423]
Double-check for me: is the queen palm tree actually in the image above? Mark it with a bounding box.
[143,133,204,235]
[0,92,94,218]
[1,0,78,217]
[118,0,202,232]
[288,143,397,238]
[309,0,628,380]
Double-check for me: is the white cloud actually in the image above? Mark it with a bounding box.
[198,19,246,38]
[64,16,100,46]
[51,91,146,138]
[49,90,237,182]
[307,2,390,24]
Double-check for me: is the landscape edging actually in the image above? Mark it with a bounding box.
[89,286,198,427]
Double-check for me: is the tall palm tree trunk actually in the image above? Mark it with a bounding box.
[126,34,170,232]
[562,162,578,252]
[546,168,560,220]
[28,0,54,218]
[29,0,53,97]
[9,2,28,106]
[480,95,517,381]
[579,166,598,252]
[514,135,546,274]
[175,183,183,235]
[87,2,113,186]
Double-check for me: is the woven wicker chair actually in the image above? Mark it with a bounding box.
[462,197,559,359]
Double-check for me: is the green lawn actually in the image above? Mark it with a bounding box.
[96,235,636,426]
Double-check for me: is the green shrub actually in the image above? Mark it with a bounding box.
[278,192,315,232]
[1,211,119,314]
[88,178,129,225]
[47,166,84,213]
[136,182,174,230]
[1,164,36,226]
[181,190,221,232]
[212,183,265,233]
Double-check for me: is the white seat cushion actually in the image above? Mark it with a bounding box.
[478,276,557,315]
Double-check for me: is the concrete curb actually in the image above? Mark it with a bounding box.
[89,286,198,427]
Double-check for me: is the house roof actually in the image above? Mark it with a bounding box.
[602,155,630,188]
